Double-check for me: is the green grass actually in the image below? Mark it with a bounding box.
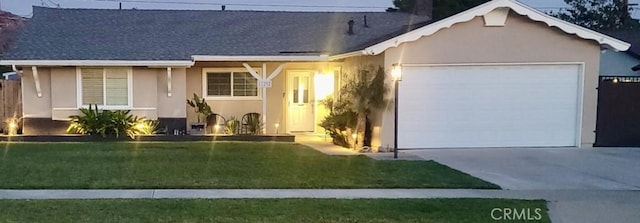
[0,142,498,189]
[0,199,549,223]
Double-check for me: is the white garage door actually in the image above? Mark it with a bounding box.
[398,64,581,148]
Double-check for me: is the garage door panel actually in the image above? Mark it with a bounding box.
[398,65,580,148]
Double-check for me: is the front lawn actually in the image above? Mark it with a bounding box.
[0,142,498,189]
[0,199,549,223]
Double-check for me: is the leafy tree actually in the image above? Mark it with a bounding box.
[390,0,490,20]
[551,0,639,31]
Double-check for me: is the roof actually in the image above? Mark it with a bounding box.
[602,30,640,60]
[363,0,630,55]
[1,7,429,62]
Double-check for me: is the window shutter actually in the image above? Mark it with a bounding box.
[105,68,129,106]
[81,68,104,105]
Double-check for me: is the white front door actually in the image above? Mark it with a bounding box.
[287,71,314,132]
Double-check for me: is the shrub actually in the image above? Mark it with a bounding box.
[133,119,159,135]
[246,114,263,135]
[225,116,240,135]
[319,96,358,148]
[67,105,155,139]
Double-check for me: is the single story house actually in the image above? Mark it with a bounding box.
[0,0,630,149]
[600,30,640,76]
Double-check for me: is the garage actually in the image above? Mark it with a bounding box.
[397,64,582,148]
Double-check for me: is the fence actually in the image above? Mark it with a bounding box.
[0,79,22,133]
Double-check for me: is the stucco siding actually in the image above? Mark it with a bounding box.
[21,67,52,118]
[130,68,158,119]
[157,67,187,118]
[600,51,640,76]
[382,13,601,148]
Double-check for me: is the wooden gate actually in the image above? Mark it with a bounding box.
[595,76,640,147]
[0,79,22,133]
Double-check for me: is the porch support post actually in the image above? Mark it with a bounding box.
[166,67,172,97]
[31,66,42,98]
[242,63,286,134]
[262,63,267,134]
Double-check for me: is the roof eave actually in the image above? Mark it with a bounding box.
[0,60,195,67]
[192,55,330,62]
[363,0,631,56]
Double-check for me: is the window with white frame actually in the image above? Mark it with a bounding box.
[79,68,130,107]
[203,68,259,98]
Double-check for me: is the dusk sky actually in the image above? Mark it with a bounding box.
[0,0,638,18]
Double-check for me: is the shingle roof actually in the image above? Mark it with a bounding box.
[603,30,640,59]
[2,7,430,61]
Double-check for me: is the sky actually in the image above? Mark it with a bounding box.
[0,0,638,18]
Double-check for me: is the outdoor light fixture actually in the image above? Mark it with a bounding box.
[6,118,18,136]
[613,78,619,83]
[392,64,402,81]
[275,123,280,134]
[392,64,402,159]
[214,124,220,134]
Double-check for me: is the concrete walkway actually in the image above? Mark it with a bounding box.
[294,134,423,160]
[294,134,358,156]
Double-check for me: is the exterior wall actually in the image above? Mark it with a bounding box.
[21,67,56,134]
[382,13,601,148]
[186,62,282,134]
[600,51,640,76]
[21,66,189,135]
[22,67,52,119]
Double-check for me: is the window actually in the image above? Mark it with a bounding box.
[203,68,259,98]
[79,68,131,107]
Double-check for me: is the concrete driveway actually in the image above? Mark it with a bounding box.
[405,147,640,190]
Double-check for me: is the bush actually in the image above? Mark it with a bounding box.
[67,105,156,139]
[319,96,358,148]
[225,116,239,135]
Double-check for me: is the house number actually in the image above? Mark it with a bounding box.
[258,80,272,88]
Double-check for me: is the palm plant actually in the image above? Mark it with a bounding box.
[340,65,388,149]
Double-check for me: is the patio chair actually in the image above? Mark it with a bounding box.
[240,112,261,135]
[205,113,226,134]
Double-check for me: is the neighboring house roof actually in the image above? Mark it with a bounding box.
[602,30,640,60]
[1,7,429,63]
[363,0,630,55]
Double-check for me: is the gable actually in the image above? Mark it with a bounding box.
[387,13,600,65]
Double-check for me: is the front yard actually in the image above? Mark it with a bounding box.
[0,142,498,189]
[0,199,549,223]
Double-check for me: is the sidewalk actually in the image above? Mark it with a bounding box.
[0,188,636,200]
[1,189,639,223]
